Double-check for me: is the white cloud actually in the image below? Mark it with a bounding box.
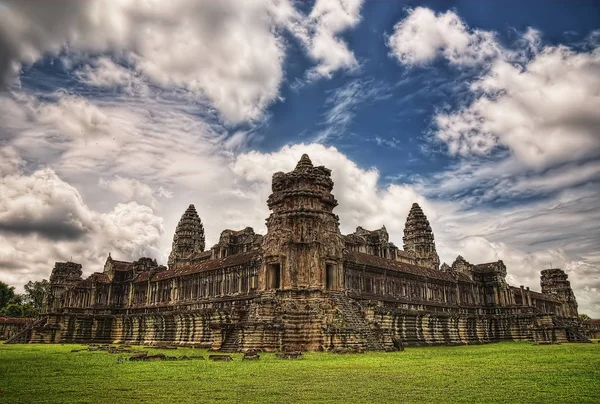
[0,154,163,285]
[436,46,600,169]
[386,8,600,171]
[387,7,500,66]
[304,0,364,79]
[315,78,391,142]
[0,0,367,123]
[99,175,157,208]
[0,0,288,123]
[74,57,148,95]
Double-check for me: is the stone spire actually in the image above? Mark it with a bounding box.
[295,153,313,170]
[168,204,205,268]
[403,203,440,270]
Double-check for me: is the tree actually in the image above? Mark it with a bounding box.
[24,279,50,310]
[0,294,39,318]
[579,313,590,321]
[0,281,15,310]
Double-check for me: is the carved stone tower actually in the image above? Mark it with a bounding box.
[541,268,579,317]
[261,154,344,290]
[403,203,440,270]
[45,262,83,313]
[168,204,205,268]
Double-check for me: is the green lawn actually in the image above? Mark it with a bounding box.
[0,342,599,403]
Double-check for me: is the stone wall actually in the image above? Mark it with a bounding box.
[30,290,568,350]
[0,316,34,340]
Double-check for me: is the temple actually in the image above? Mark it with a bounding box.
[5,154,588,349]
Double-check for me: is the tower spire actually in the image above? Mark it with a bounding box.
[403,203,440,269]
[168,204,205,268]
[295,153,313,170]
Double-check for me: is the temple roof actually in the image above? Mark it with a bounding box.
[153,251,260,281]
[111,259,133,271]
[77,272,111,288]
[472,261,505,273]
[344,251,472,283]
[509,286,560,302]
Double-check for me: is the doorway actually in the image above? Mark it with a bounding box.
[326,264,335,290]
[267,263,281,289]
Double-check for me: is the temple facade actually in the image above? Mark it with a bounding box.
[8,154,587,349]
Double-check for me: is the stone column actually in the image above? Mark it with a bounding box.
[107,285,113,306]
[128,284,134,307]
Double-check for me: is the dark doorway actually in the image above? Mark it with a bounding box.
[326,264,335,290]
[268,263,281,289]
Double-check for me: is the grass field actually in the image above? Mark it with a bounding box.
[0,342,599,403]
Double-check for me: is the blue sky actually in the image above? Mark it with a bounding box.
[0,1,599,315]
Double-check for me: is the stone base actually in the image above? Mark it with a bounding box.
[28,290,574,350]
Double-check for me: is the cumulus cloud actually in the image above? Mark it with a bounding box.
[0,149,163,282]
[387,7,500,66]
[0,0,366,123]
[386,8,600,171]
[99,175,157,208]
[0,0,288,123]
[435,46,600,169]
[303,0,364,79]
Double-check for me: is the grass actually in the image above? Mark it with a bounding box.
[0,342,599,403]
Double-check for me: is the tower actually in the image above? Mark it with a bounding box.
[261,154,344,290]
[403,203,440,270]
[168,204,205,268]
[46,262,83,313]
[541,268,579,318]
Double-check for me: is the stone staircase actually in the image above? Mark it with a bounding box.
[219,311,250,353]
[531,307,590,343]
[329,292,387,351]
[553,317,590,343]
[4,317,47,344]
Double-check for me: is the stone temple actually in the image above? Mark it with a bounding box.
[7,155,588,349]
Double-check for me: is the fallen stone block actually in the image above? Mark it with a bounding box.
[129,352,149,361]
[275,352,303,359]
[209,355,233,362]
[146,354,166,361]
[243,351,260,360]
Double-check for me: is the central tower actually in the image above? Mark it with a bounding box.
[261,154,344,290]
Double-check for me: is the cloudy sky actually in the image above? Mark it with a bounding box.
[0,0,599,316]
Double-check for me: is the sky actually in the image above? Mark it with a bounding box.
[0,0,599,316]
